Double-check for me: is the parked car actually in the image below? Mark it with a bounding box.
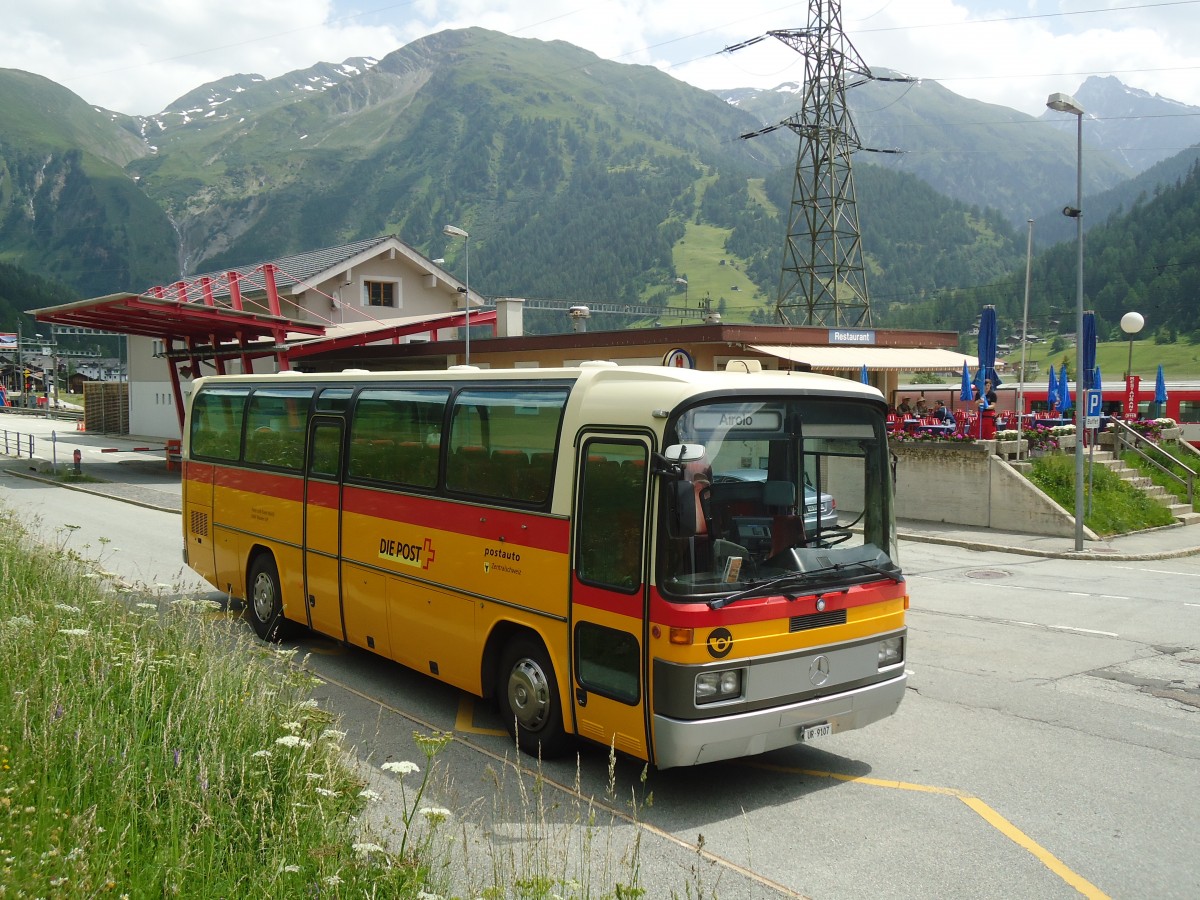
[711,468,838,532]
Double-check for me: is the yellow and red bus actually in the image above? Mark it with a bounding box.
[182,362,907,768]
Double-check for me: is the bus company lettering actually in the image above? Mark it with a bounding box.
[378,536,436,569]
[484,547,521,562]
[484,546,522,575]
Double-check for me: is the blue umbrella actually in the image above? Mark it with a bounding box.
[1081,311,1097,391]
[1059,364,1073,413]
[1155,364,1168,409]
[860,363,869,385]
[1046,364,1059,411]
[975,306,1002,392]
[1093,365,1102,396]
[960,362,973,402]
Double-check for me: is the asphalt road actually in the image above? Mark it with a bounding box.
[2,469,1198,898]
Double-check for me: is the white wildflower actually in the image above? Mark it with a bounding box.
[420,807,451,824]
[274,736,311,749]
[319,729,347,742]
[358,789,381,802]
[136,603,157,610]
[59,628,91,637]
[297,698,320,709]
[314,787,338,798]
[281,721,303,733]
[55,604,81,614]
[251,750,272,759]
[281,864,300,873]
[381,760,419,776]
[322,875,342,887]
[352,842,385,856]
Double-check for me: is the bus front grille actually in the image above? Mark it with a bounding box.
[789,609,847,632]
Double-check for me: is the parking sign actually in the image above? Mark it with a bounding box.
[1085,389,1102,429]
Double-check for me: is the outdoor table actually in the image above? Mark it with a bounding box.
[917,423,955,435]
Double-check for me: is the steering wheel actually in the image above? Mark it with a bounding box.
[817,528,853,547]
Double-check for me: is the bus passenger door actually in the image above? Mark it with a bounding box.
[570,435,651,761]
[304,417,345,640]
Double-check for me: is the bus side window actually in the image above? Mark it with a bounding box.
[243,387,312,470]
[576,441,647,591]
[348,388,449,487]
[447,388,569,503]
[190,387,248,460]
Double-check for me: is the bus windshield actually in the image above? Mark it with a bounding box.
[659,396,897,598]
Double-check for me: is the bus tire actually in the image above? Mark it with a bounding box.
[498,636,571,759]
[247,553,288,642]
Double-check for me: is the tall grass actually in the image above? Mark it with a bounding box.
[1027,455,1176,535]
[0,508,447,896]
[0,505,669,899]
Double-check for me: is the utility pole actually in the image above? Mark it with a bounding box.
[727,0,908,326]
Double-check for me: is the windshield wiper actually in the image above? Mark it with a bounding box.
[707,561,902,610]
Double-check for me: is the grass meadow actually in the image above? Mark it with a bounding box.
[0,504,664,899]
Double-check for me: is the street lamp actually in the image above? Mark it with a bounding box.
[1046,90,1086,551]
[1120,311,1144,380]
[442,225,470,364]
[675,277,688,306]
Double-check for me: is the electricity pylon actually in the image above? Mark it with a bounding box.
[728,1,905,326]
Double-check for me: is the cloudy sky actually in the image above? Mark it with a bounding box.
[3,0,1199,117]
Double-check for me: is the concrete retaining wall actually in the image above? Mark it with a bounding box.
[891,442,1088,538]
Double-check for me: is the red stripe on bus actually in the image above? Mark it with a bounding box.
[213,466,305,502]
[646,582,904,627]
[342,485,568,552]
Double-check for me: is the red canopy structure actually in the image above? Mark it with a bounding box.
[34,262,494,430]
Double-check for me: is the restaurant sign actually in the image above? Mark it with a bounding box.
[828,329,876,345]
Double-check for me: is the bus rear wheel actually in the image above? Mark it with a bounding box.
[247,553,287,642]
[498,637,570,759]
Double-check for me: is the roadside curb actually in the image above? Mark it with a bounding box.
[0,464,181,515]
[898,528,1200,561]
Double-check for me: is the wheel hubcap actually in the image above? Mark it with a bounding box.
[507,658,549,731]
[252,572,275,623]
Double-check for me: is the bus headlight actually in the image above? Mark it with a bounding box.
[878,636,904,669]
[695,669,743,704]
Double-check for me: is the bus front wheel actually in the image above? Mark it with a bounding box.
[247,553,287,642]
[498,637,570,758]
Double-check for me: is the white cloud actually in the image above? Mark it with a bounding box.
[1,0,1197,116]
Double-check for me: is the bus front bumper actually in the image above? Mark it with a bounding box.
[651,671,906,769]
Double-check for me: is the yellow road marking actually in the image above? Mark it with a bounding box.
[747,762,1110,899]
[455,695,507,736]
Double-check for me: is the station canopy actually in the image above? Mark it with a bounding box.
[750,344,981,373]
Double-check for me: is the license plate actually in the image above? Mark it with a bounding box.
[802,723,832,741]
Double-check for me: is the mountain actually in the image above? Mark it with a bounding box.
[0,28,1194,340]
[1051,75,1200,174]
[0,69,179,295]
[720,70,1134,230]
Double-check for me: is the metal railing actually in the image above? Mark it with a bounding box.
[1109,419,1195,505]
[1,430,36,458]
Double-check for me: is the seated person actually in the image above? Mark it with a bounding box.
[897,397,913,415]
[934,400,954,423]
[914,397,928,416]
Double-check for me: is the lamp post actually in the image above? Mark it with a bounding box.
[1120,311,1144,380]
[1120,310,1144,421]
[675,277,688,306]
[1016,218,1034,460]
[442,225,470,364]
[1046,91,1086,551]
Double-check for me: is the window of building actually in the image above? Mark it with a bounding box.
[364,280,399,308]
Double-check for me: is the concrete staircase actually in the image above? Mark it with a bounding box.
[1075,449,1200,527]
